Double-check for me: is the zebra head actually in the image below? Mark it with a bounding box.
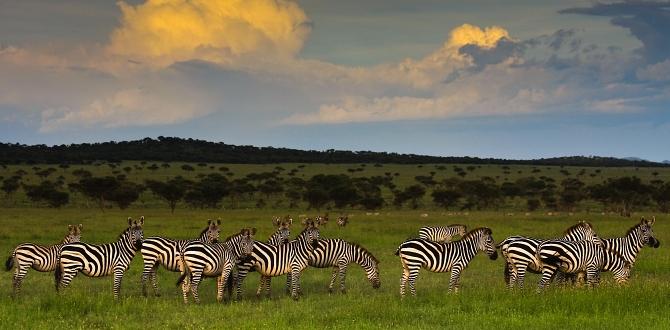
[64,224,83,243]
[564,221,602,246]
[471,227,497,260]
[271,216,292,244]
[203,219,221,243]
[238,227,256,258]
[640,217,660,248]
[337,216,349,227]
[452,224,467,237]
[301,218,321,248]
[126,216,144,250]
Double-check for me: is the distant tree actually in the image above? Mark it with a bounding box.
[146,176,191,213]
[181,164,195,172]
[24,181,69,208]
[2,177,21,203]
[589,177,652,216]
[147,164,159,171]
[185,173,230,208]
[559,178,586,211]
[76,176,120,210]
[526,199,541,211]
[653,182,670,213]
[431,189,462,210]
[72,169,92,178]
[107,181,144,209]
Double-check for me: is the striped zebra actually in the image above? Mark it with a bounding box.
[497,221,601,289]
[55,217,144,300]
[603,217,660,264]
[5,224,82,297]
[316,214,329,226]
[396,227,498,296]
[235,219,320,300]
[419,224,467,243]
[560,217,660,284]
[140,219,221,297]
[251,217,293,297]
[536,240,631,292]
[306,238,380,294]
[337,216,349,228]
[178,228,256,304]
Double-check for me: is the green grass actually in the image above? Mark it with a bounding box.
[1,208,668,329]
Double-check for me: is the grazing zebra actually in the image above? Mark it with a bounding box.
[337,216,349,228]
[236,219,320,300]
[55,217,144,300]
[6,224,82,297]
[497,221,601,289]
[140,219,221,297]
[178,228,256,304]
[306,238,380,294]
[419,224,467,243]
[396,227,498,296]
[536,240,631,292]
[316,214,329,226]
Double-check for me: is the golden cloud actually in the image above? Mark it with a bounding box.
[107,0,311,66]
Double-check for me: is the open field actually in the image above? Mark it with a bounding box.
[1,208,668,329]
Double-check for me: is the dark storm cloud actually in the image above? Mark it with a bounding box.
[560,1,670,64]
[458,38,524,71]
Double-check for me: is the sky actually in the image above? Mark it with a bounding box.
[0,0,669,161]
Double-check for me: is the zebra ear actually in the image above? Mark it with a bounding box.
[138,216,144,226]
[250,227,257,236]
[68,225,73,231]
[78,224,83,231]
[208,219,212,225]
[649,216,656,226]
[127,217,133,226]
[216,219,221,226]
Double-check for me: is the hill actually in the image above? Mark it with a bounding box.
[0,137,666,167]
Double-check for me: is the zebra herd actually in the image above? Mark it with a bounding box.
[4,215,660,301]
[398,217,659,296]
[5,214,380,302]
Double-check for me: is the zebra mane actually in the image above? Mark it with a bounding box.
[349,241,379,264]
[563,221,592,235]
[117,227,132,240]
[221,230,245,243]
[449,224,467,229]
[625,221,646,237]
[197,226,210,238]
[461,227,492,241]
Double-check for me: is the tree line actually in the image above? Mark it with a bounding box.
[1,137,667,167]
[4,169,669,215]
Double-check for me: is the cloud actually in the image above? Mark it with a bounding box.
[560,1,670,64]
[637,59,670,81]
[107,0,312,67]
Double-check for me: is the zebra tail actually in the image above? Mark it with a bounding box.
[5,255,13,271]
[176,253,190,287]
[394,247,400,256]
[503,261,510,284]
[54,265,62,291]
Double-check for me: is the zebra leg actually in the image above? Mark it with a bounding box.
[400,260,410,297]
[586,266,599,289]
[537,266,556,293]
[285,273,292,295]
[256,276,268,297]
[140,260,154,297]
[181,273,191,304]
[57,266,80,293]
[190,271,203,304]
[515,263,529,289]
[12,264,30,297]
[235,268,249,301]
[448,264,463,293]
[150,265,161,297]
[407,266,419,296]
[290,269,301,300]
[338,264,348,294]
[217,273,229,303]
[113,268,124,300]
[328,267,338,294]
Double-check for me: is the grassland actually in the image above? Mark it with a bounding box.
[2,162,669,209]
[1,208,668,329]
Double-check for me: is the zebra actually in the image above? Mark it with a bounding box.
[140,219,221,297]
[419,224,467,243]
[396,227,498,296]
[316,214,329,226]
[55,217,144,300]
[251,217,293,297]
[603,216,660,265]
[560,217,660,284]
[5,224,82,297]
[305,238,380,294]
[235,218,320,300]
[536,240,631,292]
[178,227,256,304]
[496,221,601,289]
[337,215,349,228]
